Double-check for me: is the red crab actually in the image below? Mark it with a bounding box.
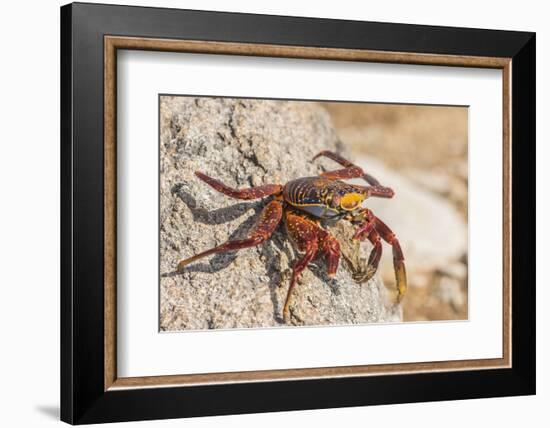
[177,151,406,322]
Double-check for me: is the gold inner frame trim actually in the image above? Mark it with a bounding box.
[104,35,512,391]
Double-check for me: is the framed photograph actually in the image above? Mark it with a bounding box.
[60,2,535,424]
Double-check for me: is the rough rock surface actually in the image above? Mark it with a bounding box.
[159,96,402,331]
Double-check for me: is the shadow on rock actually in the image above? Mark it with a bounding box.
[172,184,258,225]
[161,201,266,277]
[259,231,295,324]
[309,262,341,295]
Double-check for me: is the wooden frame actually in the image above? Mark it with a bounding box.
[104,35,512,389]
[61,2,535,424]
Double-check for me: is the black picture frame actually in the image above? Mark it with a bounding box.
[61,2,535,424]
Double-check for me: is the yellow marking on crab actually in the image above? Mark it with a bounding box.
[395,262,407,303]
[340,192,365,210]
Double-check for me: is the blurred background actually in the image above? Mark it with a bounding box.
[321,102,468,321]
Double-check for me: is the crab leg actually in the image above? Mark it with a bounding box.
[195,171,283,200]
[283,210,319,321]
[319,232,340,278]
[312,150,382,186]
[312,151,394,198]
[283,210,341,322]
[176,198,283,271]
[283,243,318,323]
[374,216,407,302]
[347,210,405,302]
[351,208,376,240]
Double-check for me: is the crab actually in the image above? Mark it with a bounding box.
[176,150,406,322]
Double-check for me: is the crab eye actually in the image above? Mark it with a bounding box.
[340,193,364,210]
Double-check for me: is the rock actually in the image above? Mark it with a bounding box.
[403,169,454,196]
[449,160,469,182]
[404,168,468,218]
[321,103,468,172]
[159,97,401,331]
[436,262,467,280]
[436,276,466,310]
[350,157,468,287]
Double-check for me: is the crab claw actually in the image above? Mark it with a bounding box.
[352,265,377,284]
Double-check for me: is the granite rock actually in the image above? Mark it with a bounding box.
[159,96,402,331]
